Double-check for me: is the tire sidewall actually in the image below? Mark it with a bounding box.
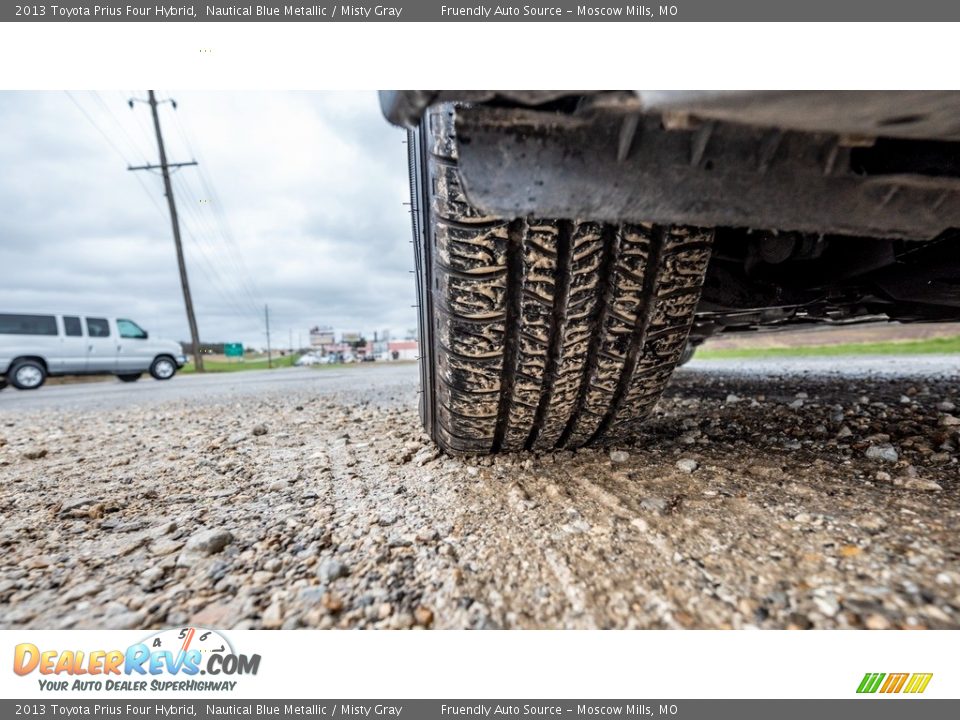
[10,360,46,390]
[409,123,438,439]
[150,357,177,381]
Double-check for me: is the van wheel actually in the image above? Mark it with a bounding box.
[118,374,142,383]
[9,360,47,390]
[149,357,177,380]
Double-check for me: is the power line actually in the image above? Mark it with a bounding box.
[63,91,166,221]
[166,101,266,311]
[170,174,264,321]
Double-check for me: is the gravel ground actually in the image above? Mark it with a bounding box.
[0,359,958,630]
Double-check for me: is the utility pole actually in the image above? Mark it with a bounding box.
[129,91,204,371]
[265,304,273,369]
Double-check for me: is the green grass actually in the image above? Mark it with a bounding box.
[695,335,960,360]
[180,354,303,373]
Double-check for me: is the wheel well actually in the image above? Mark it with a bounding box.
[153,354,175,363]
[10,356,48,373]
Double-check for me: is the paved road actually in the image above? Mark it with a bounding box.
[0,355,957,630]
[3,355,956,414]
[688,354,959,377]
[0,363,419,413]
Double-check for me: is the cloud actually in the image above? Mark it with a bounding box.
[0,91,417,348]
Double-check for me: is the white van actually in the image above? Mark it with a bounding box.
[0,313,187,390]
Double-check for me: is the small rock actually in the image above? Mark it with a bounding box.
[874,471,892,482]
[317,560,349,582]
[640,496,668,513]
[389,612,415,629]
[836,426,853,439]
[904,478,942,492]
[251,424,268,436]
[414,606,434,627]
[139,567,165,587]
[609,450,630,463]
[939,414,960,427]
[23,448,48,460]
[864,614,891,630]
[865,444,899,463]
[62,581,103,602]
[261,601,284,629]
[788,399,804,409]
[321,592,343,613]
[415,528,439,543]
[185,528,234,555]
[676,458,698,473]
[936,400,955,412]
[191,601,235,626]
[104,610,147,629]
[858,514,886,531]
[725,394,741,404]
[813,594,840,618]
[150,539,184,557]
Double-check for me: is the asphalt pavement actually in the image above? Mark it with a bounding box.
[0,363,418,412]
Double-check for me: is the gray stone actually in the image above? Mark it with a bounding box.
[865,445,899,463]
[185,528,234,555]
[317,560,349,582]
[676,458,699,473]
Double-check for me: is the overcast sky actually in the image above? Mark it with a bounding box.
[0,91,415,348]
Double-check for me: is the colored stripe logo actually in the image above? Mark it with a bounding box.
[857,672,933,694]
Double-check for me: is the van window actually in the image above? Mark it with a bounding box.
[0,313,57,336]
[117,319,147,339]
[86,317,110,338]
[63,316,82,337]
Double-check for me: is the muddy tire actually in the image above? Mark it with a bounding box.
[409,104,713,454]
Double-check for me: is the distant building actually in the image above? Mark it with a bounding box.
[387,340,418,361]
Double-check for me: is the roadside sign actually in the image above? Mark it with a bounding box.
[310,326,335,346]
[224,343,244,357]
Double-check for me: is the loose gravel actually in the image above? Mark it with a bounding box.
[0,362,957,629]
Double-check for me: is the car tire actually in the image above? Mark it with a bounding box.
[149,356,177,381]
[408,104,713,453]
[117,373,142,382]
[9,359,47,390]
